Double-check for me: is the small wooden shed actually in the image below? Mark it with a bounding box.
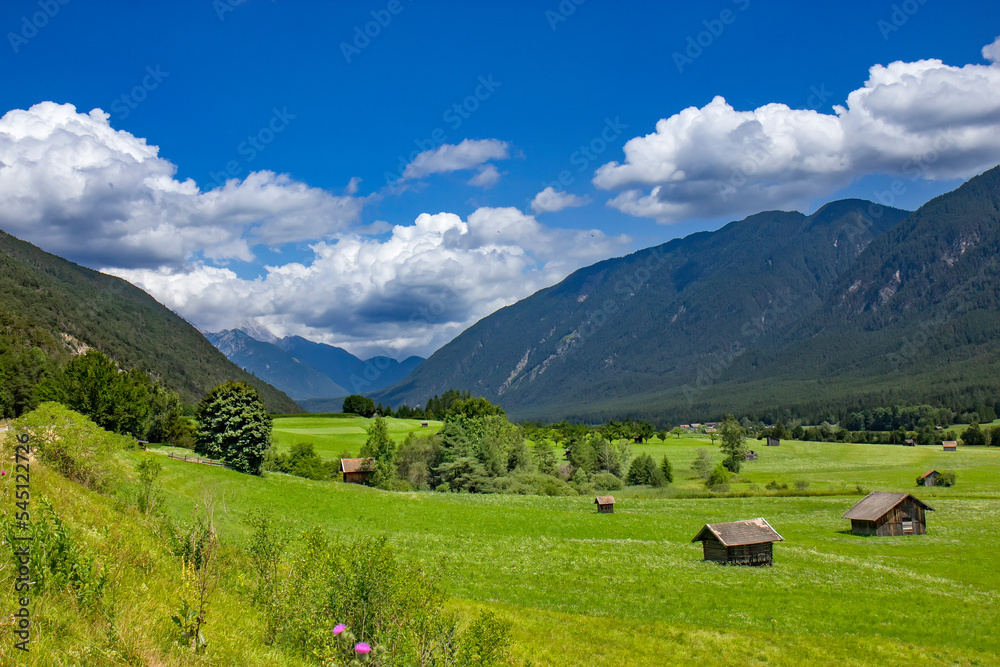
[744,450,758,461]
[766,436,780,447]
[943,440,957,451]
[904,438,916,446]
[595,496,615,514]
[691,518,783,566]
[842,491,933,536]
[340,457,375,485]
[917,470,940,487]
[421,421,429,427]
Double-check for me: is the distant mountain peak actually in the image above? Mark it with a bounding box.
[236,319,278,344]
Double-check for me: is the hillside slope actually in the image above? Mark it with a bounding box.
[375,199,910,420]
[0,228,299,412]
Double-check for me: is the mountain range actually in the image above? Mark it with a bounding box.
[375,166,1000,423]
[206,327,423,406]
[0,229,299,413]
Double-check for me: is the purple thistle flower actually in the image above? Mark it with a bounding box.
[333,624,346,635]
[355,642,371,654]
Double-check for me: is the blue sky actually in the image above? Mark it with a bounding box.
[2,0,999,358]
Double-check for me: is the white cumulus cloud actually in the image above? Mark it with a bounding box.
[401,138,509,181]
[530,187,591,214]
[0,102,364,268]
[110,207,630,358]
[594,37,1000,223]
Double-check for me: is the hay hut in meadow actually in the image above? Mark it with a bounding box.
[943,441,957,451]
[842,491,933,536]
[340,457,375,485]
[917,470,940,487]
[421,421,429,427]
[595,496,615,513]
[691,518,783,566]
[904,438,916,446]
[766,436,780,447]
[744,450,758,461]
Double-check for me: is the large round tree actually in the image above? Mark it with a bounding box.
[195,381,272,475]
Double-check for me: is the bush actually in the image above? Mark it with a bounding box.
[10,402,131,492]
[706,462,730,487]
[936,471,957,487]
[691,448,713,479]
[592,472,624,491]
[794,480,810,491]
[765,480,788,491]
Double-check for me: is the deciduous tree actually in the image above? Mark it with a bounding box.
[195,382,272,475]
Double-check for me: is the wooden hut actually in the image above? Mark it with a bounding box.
[744,450,758,461]
[690,518,783,566]
[421,421,429,427]
[766,436,780,447]
[917,470,940,487]
[340,457,375,485]
[842,491,933,536]
[904,438,916,446]
[943,440,957,451]
[594,496,615,514]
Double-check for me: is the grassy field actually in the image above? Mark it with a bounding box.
[132,415,1000,665]
[270,414,443,460]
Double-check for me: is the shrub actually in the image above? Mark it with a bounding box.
[592,472,624,491]
[936,471,957,487]
[10,402,131,492]
[691,448,713,479]
[794,480,810,491]
[765,480,788,491]
[706,462,731,489]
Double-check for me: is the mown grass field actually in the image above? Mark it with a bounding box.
[270,414,443,460]
[138,415,1000,666]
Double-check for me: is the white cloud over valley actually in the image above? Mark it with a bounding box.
[594,37,1000,223]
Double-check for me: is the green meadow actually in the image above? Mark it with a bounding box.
[136,415,1000,666]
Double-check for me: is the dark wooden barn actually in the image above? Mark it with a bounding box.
[595,496,615,513]
[842,491,933,536]
[691,518,783,566]
[917,470,940,487]
[766,436,780,447]
[943,440,957,451]
[340,457,375,485]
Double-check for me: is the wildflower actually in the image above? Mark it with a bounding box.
[0,470,6,476]
[355,642,371,654]
[333,624,346,635]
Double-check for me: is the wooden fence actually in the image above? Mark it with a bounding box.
[167,452,226,467]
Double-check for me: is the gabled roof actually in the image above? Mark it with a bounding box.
[691,518,784,546]
[842,492,933,520]
[943,440,958,448]
[918,470,939,480]
[340,457,375,473]
[594,496,615,505]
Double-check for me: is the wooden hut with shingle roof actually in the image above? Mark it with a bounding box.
[340,457,375,485]
[594,496,615,513]
[917,470,940,487]
[842,491,933,536]
[690,518,783,566]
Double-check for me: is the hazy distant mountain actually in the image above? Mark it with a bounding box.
[205,329,348,400]
[0,229,300,413]
[275,336,424,395]
[206,329,424,407]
